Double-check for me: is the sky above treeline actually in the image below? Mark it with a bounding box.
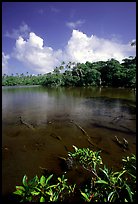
[2,2,136,75]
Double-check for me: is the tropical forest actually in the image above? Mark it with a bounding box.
[2,57,136,89]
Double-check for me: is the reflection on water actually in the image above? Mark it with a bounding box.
[2,86,136,125]
[2,86,136,200]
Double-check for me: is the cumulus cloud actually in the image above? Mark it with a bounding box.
[2,52,10,74]
[13,32,62,74]
[12,30,136,74]
[66,20,85,29]
[5,22,30,39]
[65,30,136,63]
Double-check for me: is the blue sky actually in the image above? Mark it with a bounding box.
[2,2,136,75]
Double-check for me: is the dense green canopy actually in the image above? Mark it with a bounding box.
[2,57,136,88]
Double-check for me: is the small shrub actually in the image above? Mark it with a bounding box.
[13,174,75,202]
[13,147,136,202]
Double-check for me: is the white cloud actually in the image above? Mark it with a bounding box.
[12,30,136,74]
[13,32,62,74]
[2,52,10,74]
[64,30,136,63]
[5,22,30,39]
[66,20,85,29]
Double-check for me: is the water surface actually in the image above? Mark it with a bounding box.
[2,86,136,199]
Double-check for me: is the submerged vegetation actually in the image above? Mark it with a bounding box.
[2,57,136,88]
[13,146,136,202]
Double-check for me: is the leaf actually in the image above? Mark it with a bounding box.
[40,196,45,202]
[45,191,52,196]
[47,184,57,189]
[95,150,101,157]
[80,191,91,202]
[57,177,61,182]
[22,175,28,187]
[73,145,78,151]
[95,180,108,185]
[117,170,126,180]
[124,198,128,202]
[128,172,136,179]
[108,191,115,202]
[31,191,40,196]
[112,171,120,176]
[13,190,24,196]
[99,168,109,180]
[40,175,46,187]
[131,165,136,171]
[45,174,53,185]
[34,187,41,192]
[28,175,39,187]
[16,186,25,191]
[50,195,54,202]
[125,183,133,202]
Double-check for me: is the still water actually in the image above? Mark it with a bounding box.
[2,86,136,199]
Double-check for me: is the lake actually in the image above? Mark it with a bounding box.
[2,86,136,201]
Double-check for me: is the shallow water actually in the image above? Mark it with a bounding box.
[2,86,136,200]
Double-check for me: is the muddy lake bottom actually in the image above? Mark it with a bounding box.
[2,116,136,202]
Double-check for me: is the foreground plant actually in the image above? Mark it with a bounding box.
[13,174,75,202]
[13,147,136,202]
[68,146,136,202]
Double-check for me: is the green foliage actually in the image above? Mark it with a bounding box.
[13,174,75,202]
[3,57,136,88]
[122,154,136,179]
[68,145,102,173]
[77,152,136,202]
[13,147,136,202]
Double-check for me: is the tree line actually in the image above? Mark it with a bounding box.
[2,57,136,88]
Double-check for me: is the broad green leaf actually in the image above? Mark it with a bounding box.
[13,190,24,196]
[95,180,108,185]
[124,198,128,202]
[40,175,46,187]
[16,186,25,191]
[22,175,28,187]
[57,177,61,182]
[35,175,39,182]
[80,191,91,202]
[40,196,45,202]
[28,175,39,186]
[45,174,53,185]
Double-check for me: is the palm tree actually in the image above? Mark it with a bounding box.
[131,40,136,46]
